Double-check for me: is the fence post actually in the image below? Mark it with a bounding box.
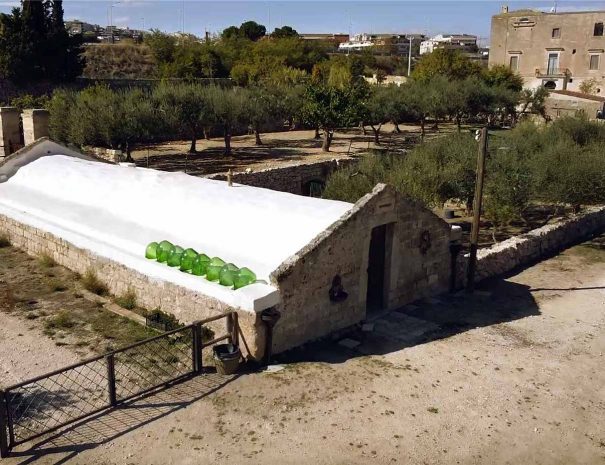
[106,354,117,407]
[192,322,203,373]
[0,391,9,458]
[228,312,239,348]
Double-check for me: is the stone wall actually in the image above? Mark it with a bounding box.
[0,213,266,360]
[0,107,21,160]
[207,158,358,195]
[270,184,453,353]
[22,109,50,146]
[457,206,605,285]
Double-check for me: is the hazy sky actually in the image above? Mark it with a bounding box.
[1,0,604,42]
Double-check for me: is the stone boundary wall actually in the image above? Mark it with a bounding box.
[457,206,605,285]
[206,158,358,195]
[0,213,266,360]
[83,146,124,163]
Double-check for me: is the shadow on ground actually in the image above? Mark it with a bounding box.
[276,278,541,365]
[8,373,238,465]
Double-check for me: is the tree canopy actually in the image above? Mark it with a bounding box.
[0,0,82,83]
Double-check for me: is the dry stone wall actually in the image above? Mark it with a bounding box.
[0,213,266,359]
[207,158,358,195]
[457,206,605,285]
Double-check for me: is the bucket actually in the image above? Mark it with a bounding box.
[213,343,241,375]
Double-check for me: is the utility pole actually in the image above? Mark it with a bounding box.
[466,127,489,293]
[407,36,413,76]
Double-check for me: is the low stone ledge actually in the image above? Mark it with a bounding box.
[457,205,605,285]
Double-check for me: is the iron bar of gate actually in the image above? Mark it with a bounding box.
[0,392,8,458]
[0,311,238,457]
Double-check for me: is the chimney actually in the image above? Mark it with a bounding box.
[501,5,509,13]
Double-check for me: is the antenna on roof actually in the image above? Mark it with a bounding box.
[550,1,557,13]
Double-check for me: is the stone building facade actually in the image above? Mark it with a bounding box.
[490,8,605,92]
[270,184,454,352]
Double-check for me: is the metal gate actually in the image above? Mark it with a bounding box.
[0,312,238,458]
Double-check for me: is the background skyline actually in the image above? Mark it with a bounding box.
[1,0,604,42]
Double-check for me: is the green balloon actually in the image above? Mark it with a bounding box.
[238,267,256,282]
[145,242,158,260]
[210,257,225,267]
[179,248,198,272]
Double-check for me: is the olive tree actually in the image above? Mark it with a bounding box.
[153,82,210,153]
[205,85,249,155]
[301,83,361,152]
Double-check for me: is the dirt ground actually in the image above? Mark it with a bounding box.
[1,236,604,464]
[129,123,441,176]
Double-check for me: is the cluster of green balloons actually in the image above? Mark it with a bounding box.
[145,240,257,290]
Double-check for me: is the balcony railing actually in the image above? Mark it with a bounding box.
[535,67,571,78]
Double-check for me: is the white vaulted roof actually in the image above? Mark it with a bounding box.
[0,145,353,310]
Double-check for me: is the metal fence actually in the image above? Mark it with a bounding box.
[0,312,238,458]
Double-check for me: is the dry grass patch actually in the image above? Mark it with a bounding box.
[114,288,137,310]
[0,234,10,248]
[81,269,108,296]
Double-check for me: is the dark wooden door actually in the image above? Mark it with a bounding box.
[367,224,387,312]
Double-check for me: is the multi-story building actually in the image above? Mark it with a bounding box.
[489,6,605,92]
[338,33,426,56]
[419,34,478,55]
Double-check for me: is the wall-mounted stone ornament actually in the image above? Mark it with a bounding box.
[419,230,432,254]
[329,275,348,302]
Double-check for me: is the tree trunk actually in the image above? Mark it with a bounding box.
[371,124,381,145]
[456,115,462,132]
[394,122,401,133]
[420,117,426,141]
[223,126,232,156]
[360,122,366,135]
[189,136,197,154]
[322,128,332,152]
[254,125,262,145]
[203,127,210,140]
[314,127,321,139]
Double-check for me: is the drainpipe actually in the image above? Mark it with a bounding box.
[260,307,281,365]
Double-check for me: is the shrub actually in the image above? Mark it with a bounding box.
[114,288,137,310]
[45,311,76,330]
[393,132,478,209]
[81,269,108,296]
[39,253,56,268]
[322,154,394,203]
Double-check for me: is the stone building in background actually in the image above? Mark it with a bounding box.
[489,6,605,93]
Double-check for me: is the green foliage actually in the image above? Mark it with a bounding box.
[9,93,49,112]
[394,132,478,208]
[114,288,137,310]
[154,82,211,152]
[322,155,396,203]
[222,21,266,41]
[204,85,250,155]
[412,49,482,81]
[579,78,599,95]
[48,88,77,142]
[301,82,365,151]
[325,117,605,228]
[482,65,524,92]
[271,25,299,39]
[144,29,177,63]
[0,0,82,83]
